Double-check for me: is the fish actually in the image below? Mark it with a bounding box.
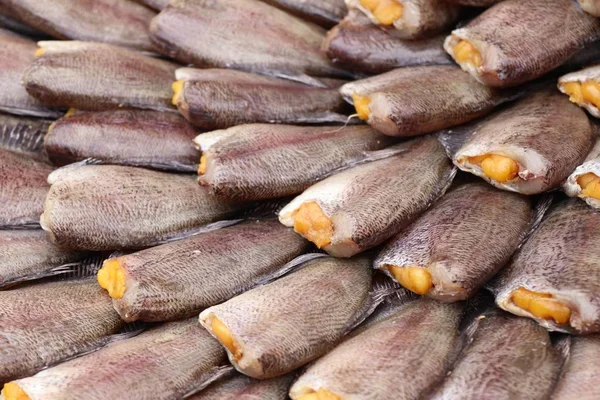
[195,123,397,202]
[444,0,600,88]
[149,0,349,83]
[442,0,501,5]
[172,68,350,130]
[2,319,231,400]
[490,199,600,334]
[22,41,178,112]
[44,110,200,172]
[191,372,295,400]
[132,0,169,11]
[0,13,47,39]
[263,0,347,27]
[432,309,562,400]
[0,0,156,51]
[340,65,519,137]
[374,182,538,301]
[0,29,62,118]
[440,89,595,195]
[564,138,600,209]
[558,64,600,118]
[345,0,461,39]
[322,10,451,75]
[551,336,600,400]
[579,0,600,17]
[278,136,455,257]
[0,113,51,160]
[40,164,244,251]
[289,298,464,400]
[96,220,310,322]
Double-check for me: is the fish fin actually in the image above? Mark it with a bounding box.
[268,71,329,88]
[518,193,554,249]
[235,198,295,219]
[553,334,572,376]
[183,365,236,398]
[0,105,63,119]
[113,160,198,173]
[255,253,329,286]
[149,219,244,246]
[0,223,41,230]
[0,118,50,154]
[437,120,481,159]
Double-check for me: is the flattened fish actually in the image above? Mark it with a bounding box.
[564,138,600,209]
[22,41,178,112]
[0,113,51,160]
[490,199,600,334]
[442,89,595,195]
[552,336,600,400]
[558,64,600,118]
[192,372,295,400]
[195,123,396,202]
[44,110,199,172]
[340,65,517,137]
[579,0,600,17]
[279,136,455,257]
[0,0,155,51]
[172,68,349,130]
[263,0,347,27]
[2,319,230,400]
[41,165,244,251]
[444,0,600,87]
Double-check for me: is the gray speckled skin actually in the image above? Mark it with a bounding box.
[40,165,243,251]
[444,0,600,87]
[200,257,372,379]
[12,319,229,400]
[0,279,123,383]
[490,199,600,334]
[552,336,600,400]
[290,299,464,400]
[0,0,155,51]
[375,182,533,301]
[191,372,294,400]
[196,123,396,202]
[22,41,178,112]
[44,110,199,171]
[111,220,309,322]
[0,113,51,161]
[580,0,600,17]
[263,0,347,27]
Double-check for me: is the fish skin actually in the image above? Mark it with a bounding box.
[551,336,600,400]
[10,319,229,400]
[0,278,123,383]
[132,0,169,11]
[558,64,600,118]
[279,136,455,258]
[195,123,396,202]
[263,0,347,27]
[340,65,516,137]
[200,257,373,379]
[0,113,51,160]
[0,0,156,51]
[22,41,178,112]
[290,299,464,400]
[432,309,562,400]
[444,0,600,88]
[375,182,533,301]
[564,138,600,209]
[579,0,600,17]
[40,165,243,251]
[108,220,309,322]
[322,10,451,75]
[191,372,295,400]
[44,110,199,171]
[490,199,600,334]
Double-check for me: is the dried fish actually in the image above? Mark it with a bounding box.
[552,336,600,400]
[579,0,600,17]
[0,113,51,160]
[564,138,600,209]
[263,0,347,27]
[192,372,295,400]
[558,64,600,118]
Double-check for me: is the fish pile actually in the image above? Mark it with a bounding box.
[1,0,600,399]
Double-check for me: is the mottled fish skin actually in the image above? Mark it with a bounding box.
[375,182,533,301]
[263,0,347,27]
[558,64,600,118]
[8,319,229,400]
[564,138,600,209]
[432,310,562,400]
[191,372,295,400]
[552,336,600,400]
[132,0,170,11]
[149,0,349,80]
[490,199,600,334]
[444,0,600,88]
[0,0,155,51]
[195,123,396,202]
[322,10,451,75]
[579,0,600,17]
[0,278,123,383]
[279,136,455,258]
[44,110,199,171]
[40,165,243,251]
[0,113,51,161]
[290,299,464,400]
[22,41,178,112]
[0,29,61,118]
[340,65,516,137]
[173,68,349,130]
[200,257,372,379]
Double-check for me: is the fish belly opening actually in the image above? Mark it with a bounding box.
[467,154,519,183]
[292,202,333,249]
[352,94,371,121]
[198,154,207,175]
[34,47,45,58]
[212,317,243,361]
[97,259,126,300]
[171,80,184,106]
[297,388,342,400]
[578,173,600,199]
[562,81,600,109]
[360,0,403,25]
[2,382,30,400]
[387,265,432,295]
[453,39,482,68]
[510,287,571,325]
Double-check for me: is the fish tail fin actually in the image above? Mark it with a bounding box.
[183,365,236,398]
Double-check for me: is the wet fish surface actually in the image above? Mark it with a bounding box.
[0,113,51,160]
[551,336,600,400]
[263,0,347,27]
[191,372,295,400]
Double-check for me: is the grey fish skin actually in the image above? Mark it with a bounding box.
[173,68,349,130]
[432,310,562,400]
[22,41,178,112]
[0,279,123,383]
[102,220,310,322]
[579,0,600,17]
[195,123,396,202]
[0,113,51,161]
[279,136,455,258]
[290,299,464,400]
[132,0,169,11]
[564,138,600,209]
[44,110,200,172]
[490,199,600,334]
[375,182,533,301]
[0,0,155,51]
[444,0,600,88]
[263,0,347,27]
[322,10,451,75]
[340,65,516,137]
[7,319,229,400]
[191,372,295,400]
[40,165,243,251]
[199,257,372,379]
[552,336,600,400]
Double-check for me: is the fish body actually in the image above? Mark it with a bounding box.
[579,0,600,17]
[564,138,600,209]
[263,0,347,27]
[552,336,600,400]
[558,64,600,118]
[133,0,169,11]
[192,372,295,400]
